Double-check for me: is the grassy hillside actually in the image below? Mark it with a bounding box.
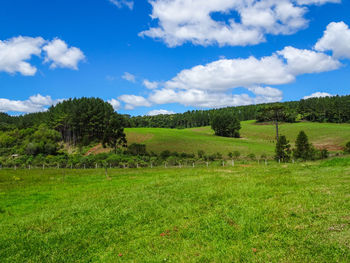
[1,158,350,262]
[125,120,350,157]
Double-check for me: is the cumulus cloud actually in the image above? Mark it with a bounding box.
[108,99,121,110]
[315,21,350,59]
[109,0,134,10]
[278,46,341,75]
[296,0,340,5]
[121,22,349,110]
[122,72,136,82]
[43,39,85,70]
[118,94,151,109]
[303,92,333,99]
[147,109,175,116]
[143,79,159,89]
[0,36,45,76]
[0,36,85,76]
[140,0,339,47]
[0,94,62,113]
[165,55,294,91]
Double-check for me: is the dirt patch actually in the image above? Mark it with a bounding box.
[240,164,253,167]
[214,169,235,173]
[126,132,154,143]
[85,144,111,156]
[314,143,344,151]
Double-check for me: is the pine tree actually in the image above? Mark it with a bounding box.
[294,131,312,160]
[275,135,291,162]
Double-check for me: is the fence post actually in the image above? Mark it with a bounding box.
[96,163,98,169]
[137,163,139,168]
[206,162,209,167]
[150,163,153,168]
[43,164,45,170]
[265,160,267,165]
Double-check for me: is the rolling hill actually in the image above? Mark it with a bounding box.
[125,120,350,157]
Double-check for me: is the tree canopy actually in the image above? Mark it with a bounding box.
[211,112,241,138]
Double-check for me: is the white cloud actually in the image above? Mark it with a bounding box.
[43,39,85,70]
[147,109,175,116]
[118,94,151,109]
[303,92,333,99]
[148,87,283,108]
[165,55,294,91]
[140,0,339,47]
[0,36,85,76]
[278,46,341,75]
[122,72,136,82]
[108,99,121,110]
[0,36,45,76]
[143,79,159,89]
[314,21,350,59]
[296,0,340,5]
[0,94,61,113]
[109,0,134,10]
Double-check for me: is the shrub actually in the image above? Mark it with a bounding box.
[128,143,147,156]
[160,150,171,159]
[345,141,350,154]
[198,150,205,159]
[247,153,256,160]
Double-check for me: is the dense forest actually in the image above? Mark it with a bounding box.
[126,95,350,128]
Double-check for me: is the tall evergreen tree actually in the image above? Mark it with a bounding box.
[275,135,291,162]
[102,114,127,153]
[294,131,312,160]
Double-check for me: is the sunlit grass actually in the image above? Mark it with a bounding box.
[125,121,350,156]
[1,157,350,262]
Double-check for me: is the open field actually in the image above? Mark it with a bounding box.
[1,157,350,262]
[125,121,350,157]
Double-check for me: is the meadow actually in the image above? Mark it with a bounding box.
[125,121,350,157]
[1,157,350,262]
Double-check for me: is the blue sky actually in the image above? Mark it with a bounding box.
[1,0,350,116]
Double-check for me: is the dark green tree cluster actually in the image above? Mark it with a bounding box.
[126,95,350,129]
[48,98,126,147]
[211,112,241,138]
[275,131,329,162]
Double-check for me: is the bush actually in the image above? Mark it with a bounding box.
[160,150,171,159]
[128,143,147,156]
[345,142,350,154]
[247,153,256,160]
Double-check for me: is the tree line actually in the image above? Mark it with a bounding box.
[124,95,350,128]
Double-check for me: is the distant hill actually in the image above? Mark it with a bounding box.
[125,120,350,157]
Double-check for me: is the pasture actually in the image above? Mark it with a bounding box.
[125,121,350,156]
[1,157,350,262]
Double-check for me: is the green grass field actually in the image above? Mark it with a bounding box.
[1,157,350,262]
[125,121,350,157]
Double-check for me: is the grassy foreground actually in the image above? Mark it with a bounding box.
[126,121,350,156]
[1,158,350,262]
